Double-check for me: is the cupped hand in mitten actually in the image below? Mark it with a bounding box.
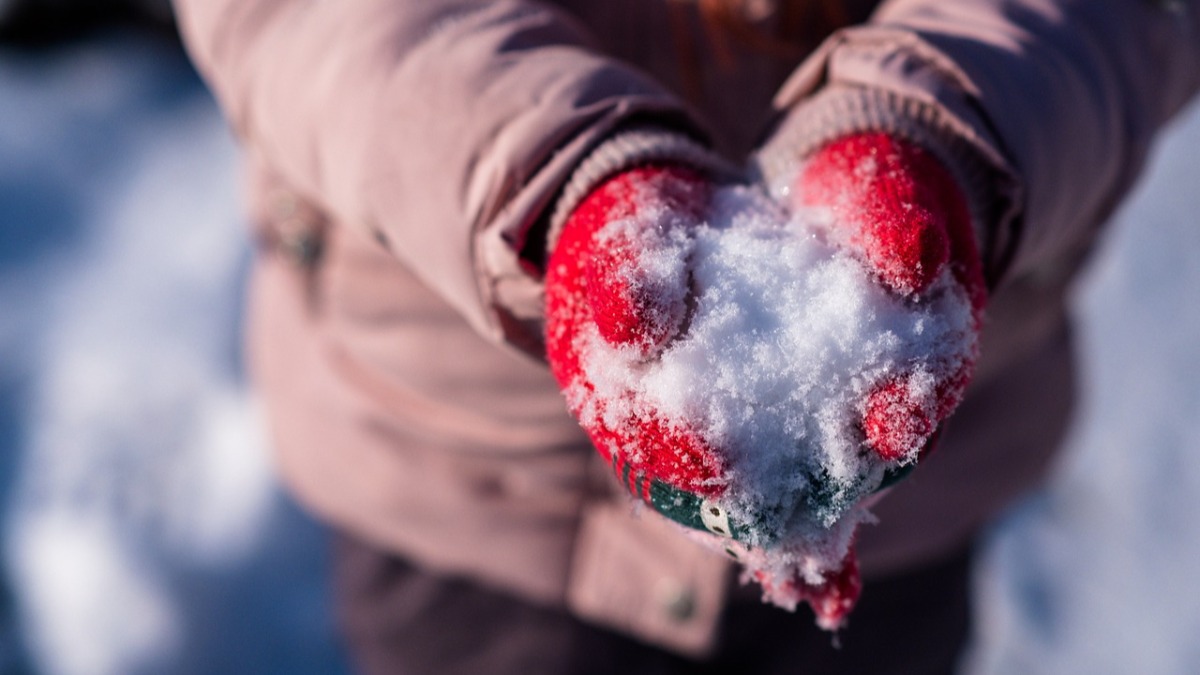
[544,134,986,630]
[790,132,987,463]
[545,165,727,504]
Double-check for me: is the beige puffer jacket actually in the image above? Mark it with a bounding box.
[173,0,1200,656]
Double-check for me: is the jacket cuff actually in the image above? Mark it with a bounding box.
[753,85,1016,284]
[546,128,740,253]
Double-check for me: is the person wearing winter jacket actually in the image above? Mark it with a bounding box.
[171,0,1200,673]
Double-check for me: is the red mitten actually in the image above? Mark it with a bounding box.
[794,132,987,462]
[545,136,985,632]
[545,163,869,630]
[546,165,725,500]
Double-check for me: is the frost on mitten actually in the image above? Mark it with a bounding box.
[793,133,987,464]
[545,152,981,630]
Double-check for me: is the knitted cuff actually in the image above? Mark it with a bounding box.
[546,128,740,252]
[753,85,1014,274]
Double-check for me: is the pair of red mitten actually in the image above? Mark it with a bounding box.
[544,131,987,629]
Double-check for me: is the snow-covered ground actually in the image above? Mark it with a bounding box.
[0,36,348,674]
[965,95,1200,674]
[0,32,1197,675]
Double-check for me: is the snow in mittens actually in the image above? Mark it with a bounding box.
[567,185,977,607]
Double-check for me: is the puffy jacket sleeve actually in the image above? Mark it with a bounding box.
[757,0,1200,283]
[172,0,706,354]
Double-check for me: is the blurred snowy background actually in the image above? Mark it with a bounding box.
[0,25,348,675]
[0,15,1197,675]
[965,73,1200,674]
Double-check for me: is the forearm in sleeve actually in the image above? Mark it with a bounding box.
[172,0,707,351]
[759,0,1200,284]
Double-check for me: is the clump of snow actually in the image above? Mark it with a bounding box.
[573,185,976,597]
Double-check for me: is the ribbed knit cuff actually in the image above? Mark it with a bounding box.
[546,128,740,252]
[753,85,1015,275]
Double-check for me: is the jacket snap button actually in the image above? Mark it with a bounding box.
[280,226,322,267]
[700,499,731,537]
[655,578,696,623]
[269,189,324,266]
